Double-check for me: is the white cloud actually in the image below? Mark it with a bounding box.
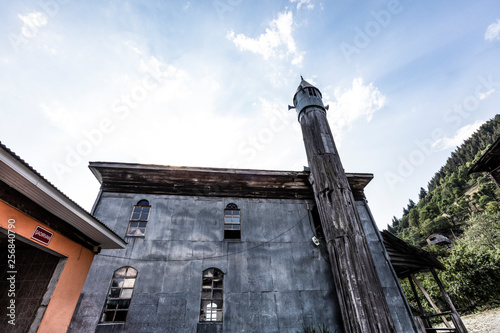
[40,102,86,137]
[485,19,500,41]
[125,40,144,55]
[326,77,387,138]
[290,0,314,10]
[226,11,304,66]
[18,12,47,38]
[478,89,494,100]
[433,120,484,151]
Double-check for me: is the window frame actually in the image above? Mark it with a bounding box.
[99,266,137,324]
[126,200,151,237]
[224,203,241,239]
[199,268,223,322]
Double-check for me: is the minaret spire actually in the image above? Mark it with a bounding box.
[292,79,396,333]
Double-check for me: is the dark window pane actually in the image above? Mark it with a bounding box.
[131,213,140,220]
[137,200,149,206]
[213,279,223,288]
[109,288,120,298]
[201,289,211,299]
[114,310,128,322]
[105,300,118,310]
[139,222,147,228]
[112,278,124,288]
[213,270,223,279]
[129,222,138,228]
[118,299,131,309]
[101,311,112,322]
[202,278,212,287]
[213,289,223,299]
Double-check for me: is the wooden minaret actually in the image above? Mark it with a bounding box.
[290,77,396,333]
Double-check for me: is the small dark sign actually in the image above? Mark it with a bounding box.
[31,226,54,245]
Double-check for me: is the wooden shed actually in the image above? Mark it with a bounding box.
[381,230,468,333]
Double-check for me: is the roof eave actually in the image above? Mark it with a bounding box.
[0,145,126,249]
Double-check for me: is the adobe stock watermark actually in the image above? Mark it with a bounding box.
[384,74,500,191]
[8,0,70,53]
[6,219,17,326]
[51,69,167,182]
[213,0,243,21]
[340,0,407,64]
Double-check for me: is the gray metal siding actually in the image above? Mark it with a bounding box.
[356,201,419,333]
[69,193,343,333]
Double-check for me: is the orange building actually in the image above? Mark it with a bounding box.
[0,143,126,333]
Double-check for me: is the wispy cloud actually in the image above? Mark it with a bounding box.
[18,12,47,38]
[326,77,386,138]
[290,0,314,10]
[433,120,484,150]
[478,89,495,100]
[485,19,500,41]
[226,11,304,66]
[40,102,86,137]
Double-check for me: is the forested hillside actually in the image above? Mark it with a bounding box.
[389,115,500,314]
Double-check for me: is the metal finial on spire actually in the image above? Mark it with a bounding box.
[300,75,304,81]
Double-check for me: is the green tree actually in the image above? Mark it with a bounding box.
[440,242,500,309]
[485,201,500,214]
[408,209,420,228]
[461,212,500,251]
[419,187,428,201]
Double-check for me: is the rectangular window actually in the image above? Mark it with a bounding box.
[224,209,240,239]
[100,267,137,323]
[200,268,223,322]
[126,201,150,237]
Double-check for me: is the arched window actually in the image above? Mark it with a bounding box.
[200,268,223,322]
[100,267,137,323]
[224,203,240,239]
[126,200,150,237]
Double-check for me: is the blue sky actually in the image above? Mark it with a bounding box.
[1,0,499,229]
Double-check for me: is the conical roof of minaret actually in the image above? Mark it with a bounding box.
[292,76,326,121]
[296,76,317,92]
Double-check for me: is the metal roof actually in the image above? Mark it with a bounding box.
[468,135,500,174]
[381,230,445,278]
[0,142,126,249]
